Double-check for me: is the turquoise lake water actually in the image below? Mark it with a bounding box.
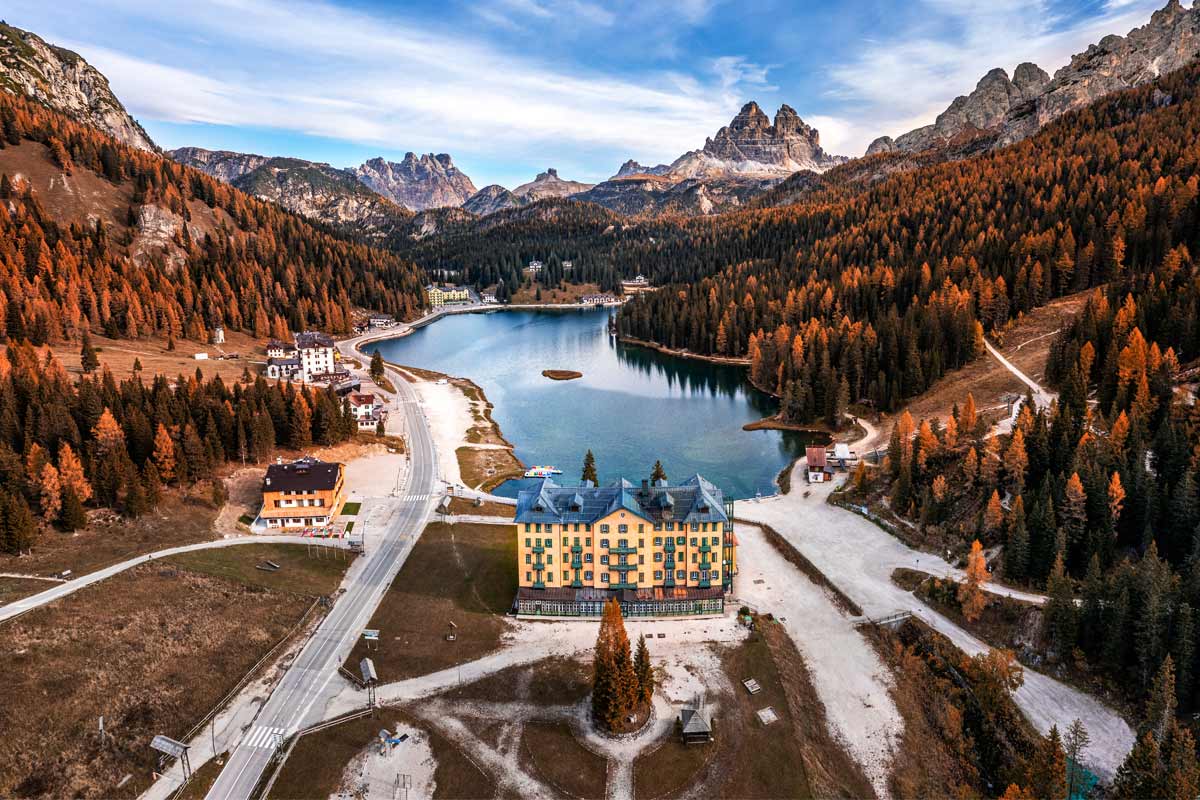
[365,308,820,499]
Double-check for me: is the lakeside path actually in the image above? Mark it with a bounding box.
[737,461,1134,779]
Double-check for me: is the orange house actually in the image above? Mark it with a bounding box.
[259,456,346,530]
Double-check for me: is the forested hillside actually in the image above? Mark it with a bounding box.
[0,92,426,346]
[615,61,1200,423]
[0,342,356,553]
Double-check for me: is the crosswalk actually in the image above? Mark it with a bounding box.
[400,492,435,502]
[244,725,285,749]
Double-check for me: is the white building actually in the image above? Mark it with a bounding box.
[294,331,336,381]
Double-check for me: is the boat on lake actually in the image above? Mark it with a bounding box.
[524,465,563,478]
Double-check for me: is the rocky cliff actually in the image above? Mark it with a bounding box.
[167,147,271,183]
[231,157,412,235]
[352,153,477,211]
[874,0,1199,154]
[0,23,155,151]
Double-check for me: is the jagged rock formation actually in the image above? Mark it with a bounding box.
[578,102,844,216]
[0,23,155,151]
[352,153,477,211]
[512,168,594,201]
[876,0,1199,154]
[670,102,843,177]
[167,147,270,183]
[463,184,520,216]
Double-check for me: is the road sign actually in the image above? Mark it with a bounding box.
[150,735,188,759]
[360,657,378,684]
[363,629,380,640]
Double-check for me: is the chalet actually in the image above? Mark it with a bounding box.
[526,259,544,273]
[211,325,225,345]
[258,456,346,530]
[349,393,386,431]
[265,356,301,380]
[266,339,291,359]
[621,274,655,295]
[514,475,737,617]
[368,313,395,328]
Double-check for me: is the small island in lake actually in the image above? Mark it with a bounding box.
[542,369,583,381]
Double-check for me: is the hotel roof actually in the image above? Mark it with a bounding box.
[263,456,342,492]
[515,474,727,526]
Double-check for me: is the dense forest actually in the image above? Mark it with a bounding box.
[0,342,358,554]
[0,92,426,346]
[850,219,1200,793]
[614,62,1200,423]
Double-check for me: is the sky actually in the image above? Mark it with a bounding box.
[6,0,1168,188]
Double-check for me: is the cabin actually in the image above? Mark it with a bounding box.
[806,446,829,483]
[678,695,713,744]
[349,393,386,431]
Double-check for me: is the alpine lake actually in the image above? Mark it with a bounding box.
[365,307,827,500]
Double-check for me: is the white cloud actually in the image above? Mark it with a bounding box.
[823,0,1164,154]
[46,0,760,181]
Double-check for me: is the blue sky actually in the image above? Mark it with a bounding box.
[7,0,1166,187]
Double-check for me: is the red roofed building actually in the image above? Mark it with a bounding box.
[806,446,829,483]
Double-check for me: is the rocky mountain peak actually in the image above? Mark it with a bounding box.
[352,153,477,211]
[513,168,594,200]
[695,101,838,175]
[881,0,1199,155]
[0,23,155,151]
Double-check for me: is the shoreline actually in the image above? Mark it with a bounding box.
[615,334,752,367]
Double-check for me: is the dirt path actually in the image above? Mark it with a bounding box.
[737,470,1134,778]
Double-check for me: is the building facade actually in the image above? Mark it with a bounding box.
[294,331,337,380]
[258,456,346,530]
[514,475,737,617]
[425,285,471,307]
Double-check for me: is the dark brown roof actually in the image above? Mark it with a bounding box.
[806,446,827,468]
[263,456,341,492]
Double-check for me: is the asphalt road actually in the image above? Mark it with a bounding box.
[204,339,438,800]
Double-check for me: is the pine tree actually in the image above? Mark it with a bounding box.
[1006,495,1030,582]
[582,449,598,484]
[59,486,87,531]
[80,331,100,374]
[370,351,385,382]
[1027,724,1067,800]
[1112,731,1161,800]
[1144,656,1177,743]
[958,539,990,622]
[1042,554,1077,657]
[2,493,37,554]
[592,599,638,730]
[650,460,667,483]
[1173,604,1195,712]
[1004,428,1028,495]
[634,634,654,704]
[153,423,176,482]
[1063,719,1090,800]
[1160,722,1200,800]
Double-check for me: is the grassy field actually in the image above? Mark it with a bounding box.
[344,522,517,681]
[456,446,526,491]
[446,496,515,518]
[0,577,55,604]
[0,546,349,798]
[165,543,355,596]
[520,721,608,800]
[50,330,263,384]
[0,493,220,578]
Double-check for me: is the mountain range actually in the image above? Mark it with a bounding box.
[869,0,1199,155]
[1,0,1196,231]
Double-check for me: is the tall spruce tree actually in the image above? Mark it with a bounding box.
[581,450,598,485]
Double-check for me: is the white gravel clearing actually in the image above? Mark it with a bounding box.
[738,466,1135,779]
[733,520,901,799]
[333,719,435,800]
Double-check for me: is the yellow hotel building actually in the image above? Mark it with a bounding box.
[425,284,471,306]
[513,475,737,617]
